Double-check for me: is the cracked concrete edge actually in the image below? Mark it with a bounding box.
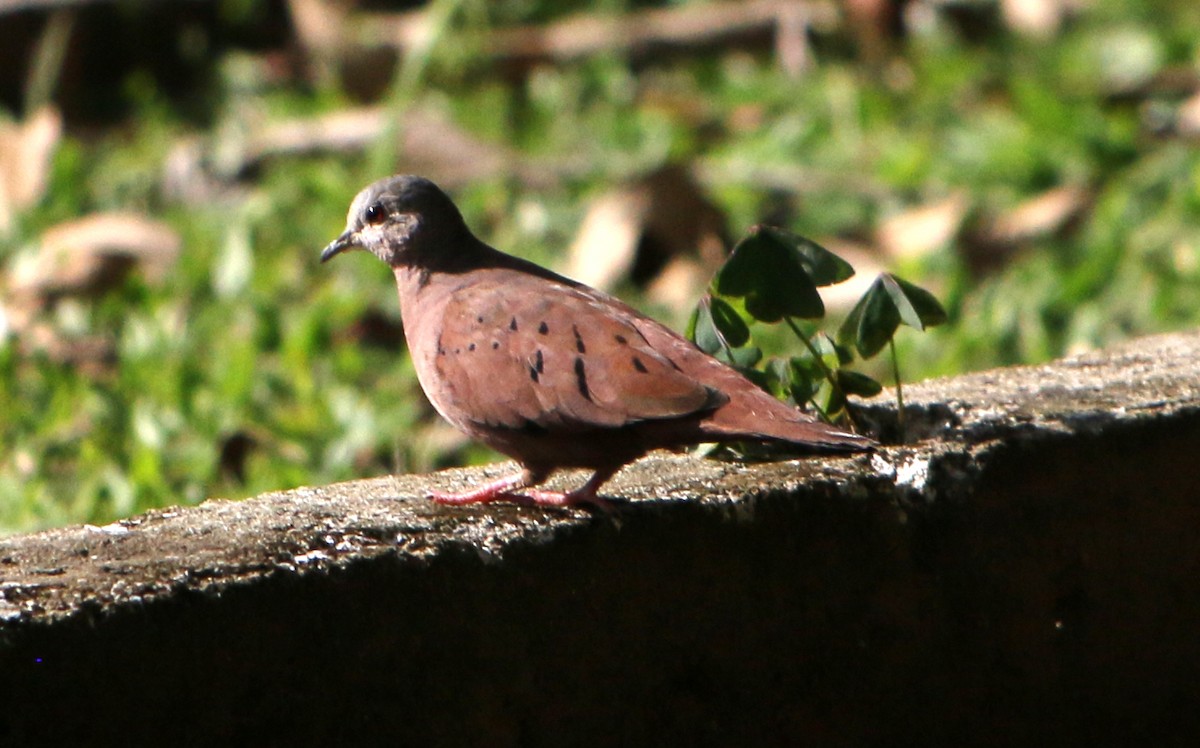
[1,329,1198,635]
[855,330,1200,443]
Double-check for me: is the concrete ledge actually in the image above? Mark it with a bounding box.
[2,331,1199,745]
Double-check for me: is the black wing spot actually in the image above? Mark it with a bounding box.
[614,334,628,345]
[510,317,518,331]
[468,343,476,351]
[572,325,586,353]
[476,315,484,324]
[632,356,648,373]
[530,349,545,383]
[574,357,592,401]
[538,321,549,335]
[492,341,500,349]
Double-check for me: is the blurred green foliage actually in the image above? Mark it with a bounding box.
[2,0,1199,532]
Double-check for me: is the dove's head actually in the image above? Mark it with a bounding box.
[321,175,471,268]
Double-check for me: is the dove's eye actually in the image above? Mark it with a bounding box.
[364,203,386,225]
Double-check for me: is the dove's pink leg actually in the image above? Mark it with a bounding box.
[432,466,617,510]
[430,467,548,505]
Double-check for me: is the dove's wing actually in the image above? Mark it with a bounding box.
[427,270,724,433]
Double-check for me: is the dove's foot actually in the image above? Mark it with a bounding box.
[430,469,543,505]
[524,467,618,512]
[431,466,617,511]
[522,489,614,512]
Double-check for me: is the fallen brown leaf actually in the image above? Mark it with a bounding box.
[1176,90,1200,138]
[963,184,1091,274]
[646,257,711,312]
[984,184,1090,245]
[166,106,530,199]
[0,106,61,234]
[817,237,891,313]
[365,0,838,71]
[1001,0,1064,37]
[564,165,728,311]
[11,212,182,304]
[876,193,970,261]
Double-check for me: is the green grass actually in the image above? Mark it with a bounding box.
[2,0,1199,532]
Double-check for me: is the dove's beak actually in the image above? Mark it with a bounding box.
[320,231,359,263]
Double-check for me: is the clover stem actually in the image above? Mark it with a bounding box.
[784,316,853,428]
[890,337,905,442]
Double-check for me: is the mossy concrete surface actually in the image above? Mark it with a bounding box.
[1,331,1198,745]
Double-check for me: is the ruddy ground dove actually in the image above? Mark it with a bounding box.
[322,175,873,508]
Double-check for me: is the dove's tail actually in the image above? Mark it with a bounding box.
[699,400,875,452]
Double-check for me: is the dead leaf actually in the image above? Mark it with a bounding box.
[1001,0,1062,37]
[817,237,890,312]
[646,257,709,311]
[287,0,347,57]
[1002,0,1094,38]
[0,106,62,234]
[984,185,1090,245]
[464,0,838,68]
[774,1,813,76]
[185,106,519,192]
[399,109,514,189]
[563,189,647,293]
[963,184,1091,274]
[876,193,969,261]
[565,165,728,311]
[1176,90,1200,137]
[10,212,182,304]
